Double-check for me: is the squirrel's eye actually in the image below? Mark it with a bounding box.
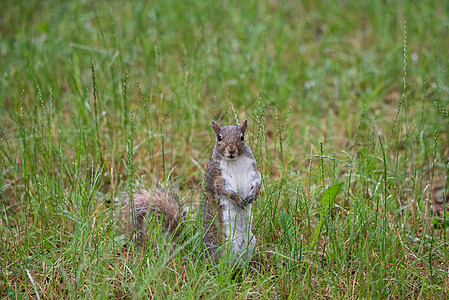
[218,135,222,142]
[240,134,244,141]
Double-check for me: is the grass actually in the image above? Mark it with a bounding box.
[1,0,449,298]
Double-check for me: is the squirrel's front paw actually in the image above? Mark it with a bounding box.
[236,201,246,209]
[230,191,246,208]
[244,193,257,205]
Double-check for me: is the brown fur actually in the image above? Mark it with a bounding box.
[200,190,225,261]
[205,159,242,205]
[119,183,185,245]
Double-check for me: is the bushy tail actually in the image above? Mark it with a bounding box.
[117,183,186,244]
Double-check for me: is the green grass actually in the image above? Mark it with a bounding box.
[1,0,449,298]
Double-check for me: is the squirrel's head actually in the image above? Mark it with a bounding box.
[211,120,248,161]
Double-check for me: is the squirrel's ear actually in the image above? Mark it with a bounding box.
[211,121,221,136]
[240,120,248,133]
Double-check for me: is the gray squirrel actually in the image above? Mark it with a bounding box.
[118,120,262,263]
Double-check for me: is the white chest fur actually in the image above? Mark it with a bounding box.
[220,156,255,199]
[219,156,258,261]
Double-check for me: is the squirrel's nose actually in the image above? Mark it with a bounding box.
[227,145,236,153]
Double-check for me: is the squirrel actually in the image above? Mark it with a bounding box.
[118,120,262,264]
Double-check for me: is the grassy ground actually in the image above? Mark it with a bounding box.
[1,0,449,298]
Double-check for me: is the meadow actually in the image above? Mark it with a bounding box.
[1,0,449,298]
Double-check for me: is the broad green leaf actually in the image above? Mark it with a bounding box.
[312,182,344,247]
[279,211,295,245]
[320,182,344,208]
